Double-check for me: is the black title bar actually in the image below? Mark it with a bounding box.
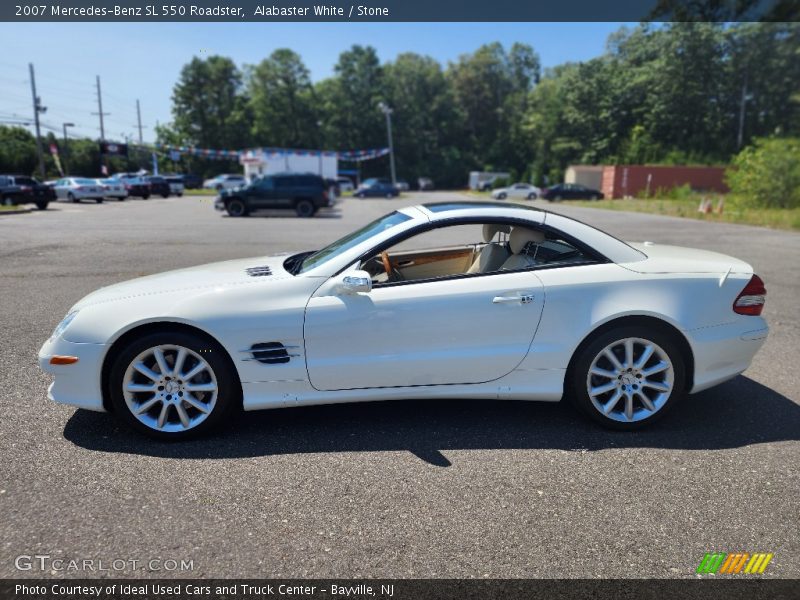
[3,0,798,22]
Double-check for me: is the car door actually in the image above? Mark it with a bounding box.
[273,176,296,208]
[304,269,545,391]
[248,177,274,209]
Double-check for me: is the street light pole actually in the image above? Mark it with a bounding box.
[62,122,74,176]
[378,102,396,186]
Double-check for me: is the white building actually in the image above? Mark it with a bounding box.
[240,149,338,180]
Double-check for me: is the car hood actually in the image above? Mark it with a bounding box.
[622,242,753,274]
[72,254,295,309]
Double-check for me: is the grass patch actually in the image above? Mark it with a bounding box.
[184,188,219,196]
[0,204,28,212]
[564,196,800,231]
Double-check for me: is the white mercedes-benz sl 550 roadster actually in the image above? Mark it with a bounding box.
[39,202,768,439]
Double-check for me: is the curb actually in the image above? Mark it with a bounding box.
[0,206,34,215]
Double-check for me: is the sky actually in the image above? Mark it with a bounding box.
[0,22,632,144]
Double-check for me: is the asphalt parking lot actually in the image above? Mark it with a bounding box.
[0,192,798,579]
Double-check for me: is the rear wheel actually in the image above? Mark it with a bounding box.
[569,326,685,430]
[2,196,16,206]
[162,194,169,199]
[527,193,536,200]
[226,198,247,217]
[68,192,78,203]
[295,199,315,218]
[35,200,49,210]
[590,194,599,201]
[109,331,239,440]
[142,194,150,200]
[497,192,507,200]
[95,198,103,204]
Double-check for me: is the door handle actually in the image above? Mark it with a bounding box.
[493,294,534,304]
[397,260,415,267]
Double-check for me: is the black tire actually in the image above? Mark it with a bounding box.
[95,198,103,204]
[2,195,17,206]
[68,192,78,203]
[590,194,599,201]
[527,193,537,200]
[142,194,150,200]
[568,325,686,430]
[497,192,507,200]
[553,195,562,201]
[295,199,315,218]
[118,197,125,201]
[162,194,169,199]
[216,184,223,191]
[226,198,248,217]
[108,330,240,440]
[177,192,183,197]
[35,200,49,210]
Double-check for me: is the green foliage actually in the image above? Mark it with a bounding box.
[0,126,38,175]
[492,177,510,189]
[726,137,800,209]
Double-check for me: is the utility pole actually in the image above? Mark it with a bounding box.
[378,102,396,185]
[28,63,47,179]
[92,75,111,175]
[62,123,74,176]
[92,75,110,140]
[136,99,145,144]
[736,76,748,151]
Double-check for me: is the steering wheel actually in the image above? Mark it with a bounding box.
[380,251,392,276]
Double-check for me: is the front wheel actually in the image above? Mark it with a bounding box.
[569,326,685,430]
[162,194,169,199]
[142,194,150,200]
[527,193,536,200]
[35,200,49,210]
[2,196,17,206]
[226,198,248,217]
[109,332,239,440]
[497,193,507,200]
[68,192,78,203]
[95,198,103,204]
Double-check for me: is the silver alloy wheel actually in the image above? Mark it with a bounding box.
[122,344,218,433]
[586,337,674,423]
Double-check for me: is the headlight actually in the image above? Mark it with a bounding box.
[51,310,79,341]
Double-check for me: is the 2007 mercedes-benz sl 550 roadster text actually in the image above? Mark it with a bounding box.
[39,202,768,439]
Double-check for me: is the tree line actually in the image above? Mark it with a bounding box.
[2,22,798,188]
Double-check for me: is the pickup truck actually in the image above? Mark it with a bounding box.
[0,174,55,210]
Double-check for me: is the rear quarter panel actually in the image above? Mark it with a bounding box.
[521,263,752,371]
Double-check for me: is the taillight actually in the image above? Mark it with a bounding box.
[733,274,766,316]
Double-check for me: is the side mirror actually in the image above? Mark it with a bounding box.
[338,270,372,294]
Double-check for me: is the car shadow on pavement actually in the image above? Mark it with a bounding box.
[64,375,800,466]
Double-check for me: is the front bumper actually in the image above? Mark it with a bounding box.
[688,317,769,393]
[38,336,107,412]
[214,196,225,211]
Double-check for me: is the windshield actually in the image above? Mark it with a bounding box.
[297,211,412,274]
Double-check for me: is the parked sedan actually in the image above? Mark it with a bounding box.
[38,201,768,439]
[165,176,185,197]
[53,177,106,203]
[110,175,150,199]
[96,179,128,201]
[203,174,246,191]
[336,177,355,193]
[354,180,400,198]
[395,179,410,192]
[418,177,434,191]
[491,182,541,200]
[0,174,55,209]
[542,183,604,201]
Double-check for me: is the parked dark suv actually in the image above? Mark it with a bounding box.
[0,174,55,210]
[146,176,171,198]
[214,173,334,218]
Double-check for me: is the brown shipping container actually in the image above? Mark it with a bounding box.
[601,165,728,199]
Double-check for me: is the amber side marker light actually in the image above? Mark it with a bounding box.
[49,355,79,365]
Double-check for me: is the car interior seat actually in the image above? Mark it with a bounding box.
[500,227,546,270]
[467,224,512,273]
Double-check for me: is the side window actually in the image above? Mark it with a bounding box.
[257,178,275,191]
[360,222,596,287]
[275,177,294,189]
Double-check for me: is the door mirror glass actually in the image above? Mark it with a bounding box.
[338,270,372,294]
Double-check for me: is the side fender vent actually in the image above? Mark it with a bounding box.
[246,265,272,277]
[244,342,299,364]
